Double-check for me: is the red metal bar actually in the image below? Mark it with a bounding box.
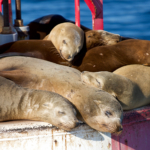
[0,0,12,24]
[75,0,80,27]
[0,0,2,12]
[84,0,103,30]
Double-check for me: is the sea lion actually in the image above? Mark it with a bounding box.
[81,65,150,110]
[0,40,71,66]
[85,30,122,50]
[28,14,90,39]
[0,76,78,131]
[0,56,123,133]
[72,39,150,72]
[44,22,84,61]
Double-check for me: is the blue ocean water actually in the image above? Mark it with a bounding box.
[11,0,150,40]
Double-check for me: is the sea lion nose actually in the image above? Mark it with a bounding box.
[118,126,123,132]
[67,55,72,60]
[74,119,80,127]
[120,36,133,41]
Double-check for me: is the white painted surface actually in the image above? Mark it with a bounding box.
[0,121,112,150]
[0,32,18,45]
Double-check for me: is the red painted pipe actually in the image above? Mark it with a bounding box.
[75,0,80,27]
[0,0,2,12]
[84,0,103,30]
[0,0,12,24]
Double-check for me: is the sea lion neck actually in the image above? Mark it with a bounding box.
[71,35,87,67]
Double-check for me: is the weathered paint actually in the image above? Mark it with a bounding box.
[84,0,103,30]
[0,120,111,150]
[0,0,12,24]
[112,105,150,150]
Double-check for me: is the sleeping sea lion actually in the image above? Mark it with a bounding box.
[0,56,123,133]
[72,39,150,72]
[81,65,150,110]
[44,22,84,61]
[85,30,122,50]
[0,76,78,131]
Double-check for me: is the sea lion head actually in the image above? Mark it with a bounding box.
[49,22,84,62]
[84,91,123,134]
[36,91,78,131]
[81,71,132,99]
[85,30,121,50]
[81,71,107,89]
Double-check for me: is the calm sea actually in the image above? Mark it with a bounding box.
[11,0,150,40]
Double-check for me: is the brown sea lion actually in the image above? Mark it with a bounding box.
[85,30,122,50]
[72,39,150,72]
[81,65,150,110]
[0,56,123,133]
[28,14,90,39]
[0,76,78,131]
[0,40,71,66]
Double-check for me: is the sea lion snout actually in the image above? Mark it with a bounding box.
[81,71,103,88]
[114,125,123,135]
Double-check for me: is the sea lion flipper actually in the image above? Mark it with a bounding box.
[0,70,37,86]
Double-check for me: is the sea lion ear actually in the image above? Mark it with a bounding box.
[0,70,37,86]
[93,100,102,106]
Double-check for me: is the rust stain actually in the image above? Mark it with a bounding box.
[51,129,53,150]
[65,135,67,150]
[18,131,28,134]
[107,143,111,149]
[125,139,128,145]
[54,140,58,147]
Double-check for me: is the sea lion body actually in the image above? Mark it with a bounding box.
[0,40,71,66]
[81,65,150,110]
[0,56,123,133]
[72,39,150,72]
[0,76,78,131]
[44,22,84,61]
